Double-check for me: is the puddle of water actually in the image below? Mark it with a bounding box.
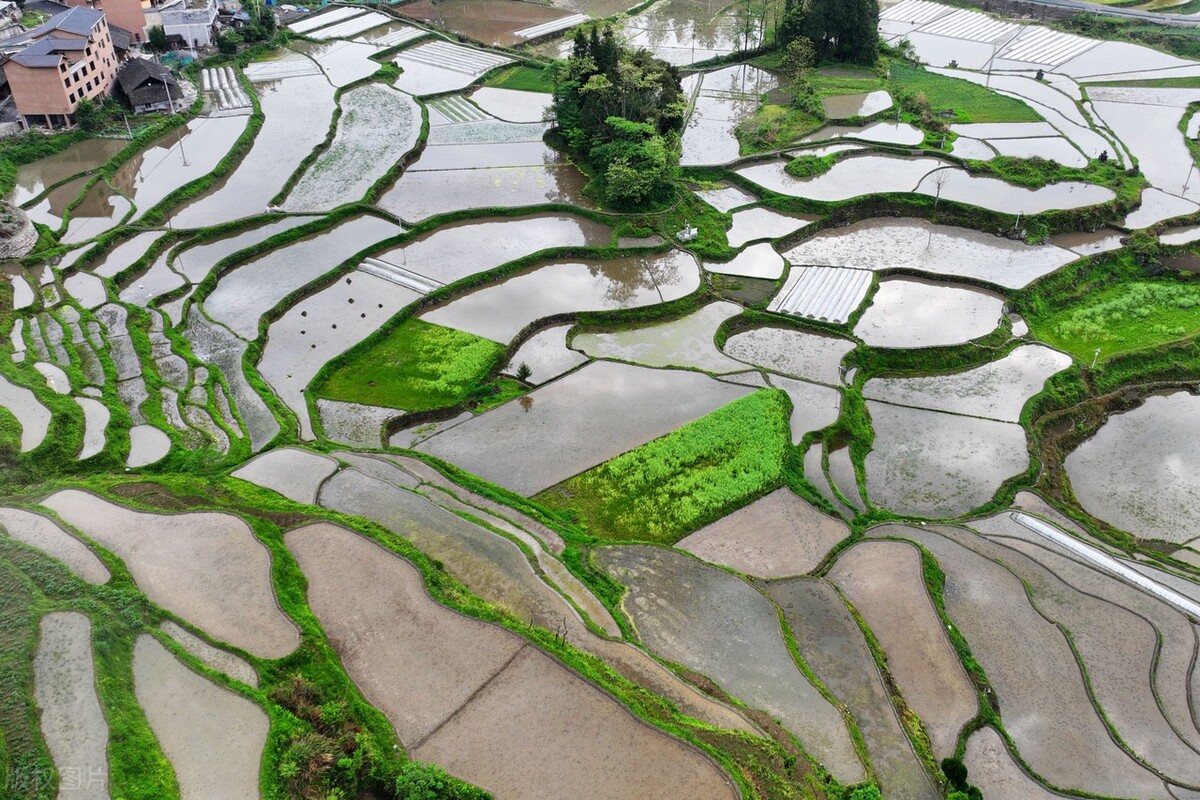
[573,301,746,374]
[417,361,750,495]
[1066,391,1200,545]
[173,216,317,284]
[422,251,700,343]
[783,217,1076,289]
[771,374,841,443]
[854,276,1005,348]
[0,507,110,583]
[865,402,1028,517]
[822,90,893,119]
[864,344,1071,422]
[204,214,398,339]
[724,325,853,385]
[373,213,611,286]
[161,620,258,688]
[12,138,125,207]
[377,164,590,222]
[259,272,421,438]
[172,76,337,227]
[89,231,162,279]
[705,242,785,279]
[915,168,1115,214]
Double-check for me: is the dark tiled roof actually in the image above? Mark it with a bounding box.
[109,23,132,51]
[117,58,177,107]
[10,34,87,67]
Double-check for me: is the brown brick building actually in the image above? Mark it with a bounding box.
[61,0,146,43]
[0,7,119,128]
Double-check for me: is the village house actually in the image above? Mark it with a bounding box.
[0,7,118,128]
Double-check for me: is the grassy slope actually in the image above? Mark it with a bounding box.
[1029,280,1200,360]
[483,65,556,93]
[891,63,1042,124]
[536,390,792,545]
[316,318,505,411]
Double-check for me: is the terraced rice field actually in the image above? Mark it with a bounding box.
[5,4,1200,798]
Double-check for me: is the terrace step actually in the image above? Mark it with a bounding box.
[999,27,1097,66]
[879,0,953,25]
[358,25,424,47]
[429,95,488,123]
[918,8,1017,43]
[514,13,589,40]
[397,41,512,75]
[286,6,368,35]
[310,11,392,41]
[357,258,442,294]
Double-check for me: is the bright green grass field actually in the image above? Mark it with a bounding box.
[317,318,505,411]
[890,63,1042,124]
[536,389,792,545]
[1030,281,1200,360]
[484,65,555,93]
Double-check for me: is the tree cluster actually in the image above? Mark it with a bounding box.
[780,0,879,66]
[552,27,687,209]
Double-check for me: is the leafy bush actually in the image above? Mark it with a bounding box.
[785,154,836,178]
[536,390,792,543]
[315,318,505,411]
[395,762,491,800]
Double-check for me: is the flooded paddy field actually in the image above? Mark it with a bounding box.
[677,488,849,577]
[829,539,977,760]
[598,544,866,784]
[1066,392,1200,544]
[420,251,700,343]
[781,217,1077,288]
[769,579,938,800]
[133,635,269,800]
[417,361,750,494]
[864,401,1029,517]
[7,2,1200,797]
[288,523,738,800]
[41,490,298,658]
[889,525,1175,799]
[853,277,1005,348]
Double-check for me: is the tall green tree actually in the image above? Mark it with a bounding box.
[801,0,879,64]
[552,27,686,209]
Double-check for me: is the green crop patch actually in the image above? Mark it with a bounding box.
[315,318,505,411]
[485,65,556,93]
[890,63,1042,124]
[536,390,792,544]
[1029,280,1200,361]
